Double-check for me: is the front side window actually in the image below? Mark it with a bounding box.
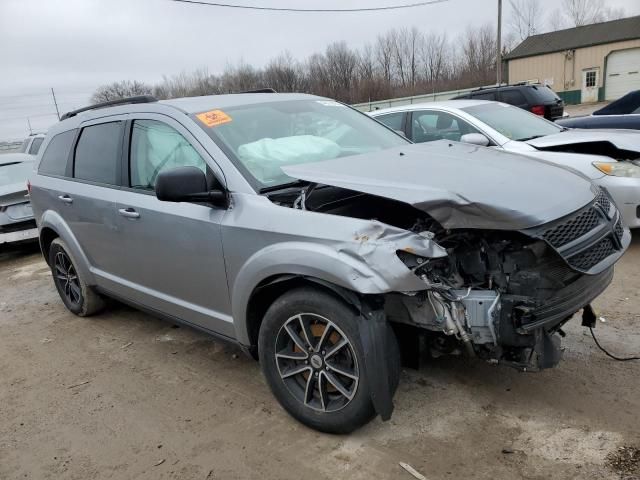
[28,137,44,155]
[462,103,562,141]
[193,99,408,189]
[129,120,206,190]
[411,110,480,143]
[38,130,76,177]
[74,122,122,185]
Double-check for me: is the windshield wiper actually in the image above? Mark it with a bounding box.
[518,134,546,141]
[259,179,310,194]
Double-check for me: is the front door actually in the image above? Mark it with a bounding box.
[581,68,599,103]
[110,116,233,337]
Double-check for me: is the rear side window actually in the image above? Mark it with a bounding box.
[74,122,122,185]
[28,137,44,155]
[500,90,527,105]
[38,130,76,176]
[375,112,405,131]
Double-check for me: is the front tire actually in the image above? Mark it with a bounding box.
[259,287,399,433]
[49,238,105,317]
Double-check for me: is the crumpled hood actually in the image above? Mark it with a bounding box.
[526,129,640,152]
[282,141,596,230]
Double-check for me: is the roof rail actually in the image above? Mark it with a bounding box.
[60,95,158,121]
[236,88,277,94]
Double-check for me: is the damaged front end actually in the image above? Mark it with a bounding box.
[277,145,630,372]
[387,187,628,370]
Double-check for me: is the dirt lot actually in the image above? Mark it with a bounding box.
[1,237,639,480]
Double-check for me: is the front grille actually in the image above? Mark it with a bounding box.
[530,188,627,273]
[595,189,611,213]
[614,220,624,241]
[568,237,616,270]
[542,207,600,247]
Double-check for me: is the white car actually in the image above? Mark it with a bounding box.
[370,100,640,228]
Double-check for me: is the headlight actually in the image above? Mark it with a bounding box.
[593,161,640,178]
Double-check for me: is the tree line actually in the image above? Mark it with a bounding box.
[91,0,627,105]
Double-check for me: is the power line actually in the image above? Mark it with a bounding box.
[168,0,448,12]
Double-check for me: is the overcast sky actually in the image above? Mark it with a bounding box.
[1,0,638,140]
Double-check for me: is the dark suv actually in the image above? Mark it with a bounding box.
[453,83,564,120]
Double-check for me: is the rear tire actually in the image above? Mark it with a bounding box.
[49,238,105,317]
[258,287,400,433]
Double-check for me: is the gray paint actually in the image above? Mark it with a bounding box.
[283,141,596,230]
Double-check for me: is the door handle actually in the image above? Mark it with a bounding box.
[58,194,73,204]
[118,208,140,219]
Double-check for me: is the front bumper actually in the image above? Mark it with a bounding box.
[596,176,640,229]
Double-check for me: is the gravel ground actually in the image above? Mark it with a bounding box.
[1,237,639,480]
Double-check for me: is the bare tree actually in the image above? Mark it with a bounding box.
[263,51,307,92]
[460,24,497,86]
[421,32,448,92]
[392,27,422,91]
[508,0,542,40]
[560,0,625,27]
[91,80,153,104]
[375,31,395,86]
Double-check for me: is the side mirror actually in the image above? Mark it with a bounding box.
[460,133,490,147]
[155,166,227,207]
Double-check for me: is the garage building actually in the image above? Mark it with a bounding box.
[504,15,640,104]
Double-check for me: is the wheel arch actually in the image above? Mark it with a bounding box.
[244,275,366,359]
[38,210,95,284]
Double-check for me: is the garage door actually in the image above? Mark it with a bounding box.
[605,48,640,101]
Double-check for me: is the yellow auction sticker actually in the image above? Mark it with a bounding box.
[196,109,232,127]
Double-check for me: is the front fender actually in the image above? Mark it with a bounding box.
[39,209,95,285]
[231,231,440,344]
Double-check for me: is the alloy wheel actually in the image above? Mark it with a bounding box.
[275,313,359,413]
[54,251,82,306]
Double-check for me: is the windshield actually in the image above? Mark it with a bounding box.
[192,99,408,189]
[0,160,34,186]
[462,103,563,141]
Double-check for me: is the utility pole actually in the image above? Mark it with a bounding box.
[27,118,33,135]
[51,87,60,120]
[496,0,503,85]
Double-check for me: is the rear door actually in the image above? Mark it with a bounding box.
[61,118,124,281]
[111,115,233,336]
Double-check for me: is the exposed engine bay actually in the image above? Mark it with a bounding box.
[268,182,624,371]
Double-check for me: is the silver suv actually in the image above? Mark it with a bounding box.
[30,93,630,433]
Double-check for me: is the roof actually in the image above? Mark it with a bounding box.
[504,15,640,61]
[368,99,493,115]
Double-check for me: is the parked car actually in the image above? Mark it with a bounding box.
[30,94,629,433]
[556,90,640,130]
[0,153,38,244]
[451,83,564,120]
[370,100,640,228]
[18,133,46,156]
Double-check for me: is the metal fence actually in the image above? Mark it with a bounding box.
[0,141,22,154]
[352,86,477,112]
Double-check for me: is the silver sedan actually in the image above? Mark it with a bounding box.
[370,100,640,228]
